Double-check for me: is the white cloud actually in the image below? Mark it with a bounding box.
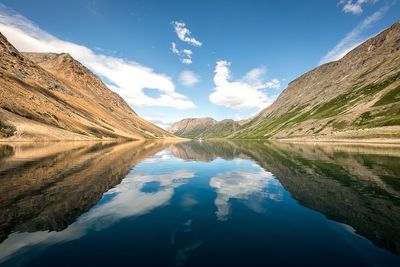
[181,58,192,65]
[179,70,199,87]
[182,49,192,55]
[0,4,195,110]
[145,117,173,129]
[339,0,378,15]
[171,21,202,47]
[209,61,281,110]
[170,42,193,64]
[320,4,388,64]
[171,41,180,54]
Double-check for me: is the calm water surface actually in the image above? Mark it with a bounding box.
[0,140,399,266]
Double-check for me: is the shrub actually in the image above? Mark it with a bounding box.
[0,120,16,137]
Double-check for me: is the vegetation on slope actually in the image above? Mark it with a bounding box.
[0,120,16,138]
[230,21,400,140]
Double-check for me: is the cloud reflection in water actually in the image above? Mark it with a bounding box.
[0,169,195,262]
[210,168,283,221]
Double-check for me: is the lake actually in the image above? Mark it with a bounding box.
[0,140,399,266]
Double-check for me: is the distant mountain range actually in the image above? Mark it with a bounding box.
[170,21,400,141]
[0,33,172,140]
[169,117,240,138]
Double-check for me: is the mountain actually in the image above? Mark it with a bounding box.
[169,117,216,138]
[232,21,400,140]
[169,117,240,138]
[0,32,173,140]
[171,21,400,141]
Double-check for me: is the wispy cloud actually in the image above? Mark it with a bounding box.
[170,21,201,64]
[85,0,99,15]
[171,21,202,47]
[179,70,199,87]
[319,4,389,64]
[339,0,378,15]
[171,42,193,64]
[0,4,195,110]
[142,113,173,129]
[209,61,280,110]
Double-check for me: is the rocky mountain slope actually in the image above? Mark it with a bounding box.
[169,117,240,138]
[171,21,400,141]
[232,21,400,139]
[0,32,173,140]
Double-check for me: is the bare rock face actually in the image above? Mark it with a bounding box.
[232,21,400,139]
[0,33,172,140]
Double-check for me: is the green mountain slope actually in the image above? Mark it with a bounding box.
[232,21,400,139]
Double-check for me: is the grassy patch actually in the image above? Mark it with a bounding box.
[355,111,371,126]
[373,84,400,106]
[356,106,400,128]
[309,91,355,119]
[361,71,400,97]
[332,120,348,130]
[233,72,400,138]
[0,120,16,137]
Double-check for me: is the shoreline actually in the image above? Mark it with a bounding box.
[273,138,400,146]
[1,136,398,146]
[0,137,187,143]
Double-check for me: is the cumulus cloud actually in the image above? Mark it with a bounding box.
[0,4,195,110]
[339,0,378,15]
[320,4,388,64]
[209,61,281,110]
[171,42,193,64]
[179,70,199,87]
[171,21,202,47]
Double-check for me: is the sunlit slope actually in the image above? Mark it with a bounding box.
[232,21,400,139]
[0,33,173,140]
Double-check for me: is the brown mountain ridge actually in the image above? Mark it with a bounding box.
[0,32,173,140]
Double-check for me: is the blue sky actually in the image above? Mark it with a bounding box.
[0,0,399,128]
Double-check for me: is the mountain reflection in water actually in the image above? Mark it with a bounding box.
[0,140,399,266]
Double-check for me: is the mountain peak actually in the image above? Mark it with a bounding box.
[0,33,172,140]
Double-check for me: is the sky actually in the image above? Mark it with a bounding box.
[0,0,399,128]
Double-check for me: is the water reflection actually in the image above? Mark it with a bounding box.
[210,169,282,221]
[0,141,176,262]
[0,140,399,266]
[171,140,400,255]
